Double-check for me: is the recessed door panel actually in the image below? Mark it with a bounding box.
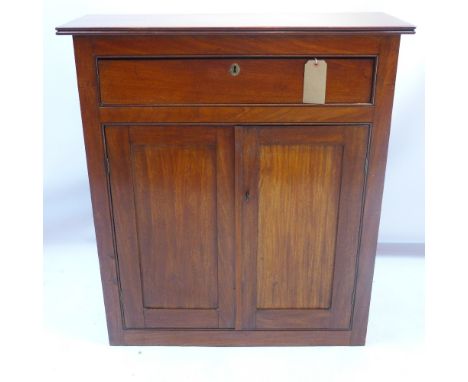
[257,144,342,310]
[132,144,218,309]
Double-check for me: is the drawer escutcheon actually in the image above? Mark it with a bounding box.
[229,63,240,76]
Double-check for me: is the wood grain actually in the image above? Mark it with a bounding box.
[90,35,383,56]
[235,127,259,329]
[238,125,368,330]
[257,144,342,309]
[121,329,353,346]
[256,309,332,329]
[132,144,218,309]
[105,125,235,329]
[73,37,125,343]
[349,35,401,345]
[143,309,219,328]
[99,106,374,124]
[98,57,374,105]
[105,126,145,327]
[215,128,236,328]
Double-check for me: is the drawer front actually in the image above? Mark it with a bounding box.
[98,57,375,106]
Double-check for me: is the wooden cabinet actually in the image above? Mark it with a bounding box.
[57,13,415,346]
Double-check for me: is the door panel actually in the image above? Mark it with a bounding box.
[257,144,342,310]
[236,125,368,330]
[132,144,218,309]
[105,125,235,329]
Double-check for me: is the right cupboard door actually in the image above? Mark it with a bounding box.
[236,125,369,330]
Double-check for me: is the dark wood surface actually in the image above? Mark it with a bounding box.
[99,106,374,124]
[349,35,401,345]
[89,34,383,55]
[257,143,342,310]
[105,125,235,329]
[98,57,374,105]
[64,15,410,345]
[122,329,353,346]
[56,13,415,35]
[73,37,125,344]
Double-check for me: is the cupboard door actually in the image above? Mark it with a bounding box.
[236,125,369,330]
[105,125,235,329]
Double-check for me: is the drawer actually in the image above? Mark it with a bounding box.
[98,57,375,106]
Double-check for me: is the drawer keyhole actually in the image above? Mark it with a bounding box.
[230,63,240,76]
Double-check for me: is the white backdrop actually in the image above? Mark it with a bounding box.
[43,0,424,245]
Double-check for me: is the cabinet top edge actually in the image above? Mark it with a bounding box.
[56,13,416,35]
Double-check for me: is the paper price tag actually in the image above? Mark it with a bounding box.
[303,60,327,104]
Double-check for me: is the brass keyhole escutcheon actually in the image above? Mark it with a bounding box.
[229,63,240,76]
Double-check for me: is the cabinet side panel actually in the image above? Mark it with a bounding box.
[350,36,401,345]
[257,144,342,309]
[72,36,125,343]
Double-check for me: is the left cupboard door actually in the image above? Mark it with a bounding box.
[104,125,235,329]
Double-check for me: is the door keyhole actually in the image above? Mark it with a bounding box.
[230,63,240,76]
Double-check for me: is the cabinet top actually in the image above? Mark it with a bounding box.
[56,13,415,35]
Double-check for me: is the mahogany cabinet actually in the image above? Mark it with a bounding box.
[56,13,415,346]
